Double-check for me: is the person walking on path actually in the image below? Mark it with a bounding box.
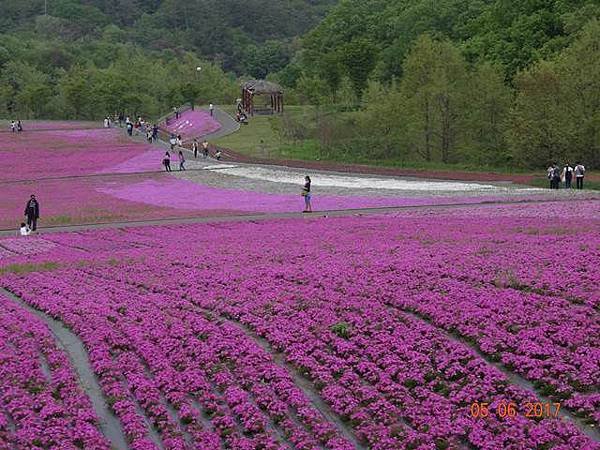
[209,103,214,117]
[174,107,179,120]
[24,194,40,232]
[178,150,186,171]
[302,176,312,213]
[17,120,23,132]
[10,120,16,133]
[163,152,172,172]
[176,134,183,148]
[169,134,177,151]
[202,140,209,158]
[574,162,586,189]
[192,139,199,159]
[562,163,573,189]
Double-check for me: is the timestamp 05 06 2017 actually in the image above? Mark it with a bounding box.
[469,401,561,419]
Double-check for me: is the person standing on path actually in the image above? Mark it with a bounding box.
[163,152,172,172]
[209,103,214,117]
[302,176,312,213]
[192,139,199,159]
[17,120,23,132]
[10,120,16,132]
[552,164,561,189]
[24,194,40,232]
[574,162,586,189]
[562,163,573,189]
[174,107,179,120]
[202,140,209,158]
[547,164,554,189]
[169,134,177,151]
[178,150,186,171]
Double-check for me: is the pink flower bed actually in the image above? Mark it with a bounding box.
[0,200,598,448]
[1,121,100,132]
[161,110,221,141]
[0,175,218,230]
[0,296,109,449]
[0,128,163,182]
[96,176,561,214]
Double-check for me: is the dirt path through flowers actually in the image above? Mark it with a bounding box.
[1,197,595,237]
[217,315,368,450]
[394,306,600,442]
[0,288,130,450]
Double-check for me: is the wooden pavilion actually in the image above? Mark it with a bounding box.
[241,80,284,116]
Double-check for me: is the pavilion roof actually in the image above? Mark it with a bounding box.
[242,79,283,95]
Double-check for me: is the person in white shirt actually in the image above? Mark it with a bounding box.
[547,165,555,189]
[209,103,215,117]
[562,163,573,189]
[19,223,31,236]
[574,162,586,189]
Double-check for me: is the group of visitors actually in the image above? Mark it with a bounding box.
[192,139,211,159]
[163,137,214,171]
[10,120,23,132]
[547,162,586,189]
[235,100,248,124]
[169,133,183,151]
[122,116,158,141]
[162,150,186,172]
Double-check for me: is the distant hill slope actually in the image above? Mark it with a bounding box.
[300,0,600,81]
[1,0,337,74]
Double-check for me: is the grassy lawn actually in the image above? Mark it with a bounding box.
[215,105,317,158]
[529,177,600,191]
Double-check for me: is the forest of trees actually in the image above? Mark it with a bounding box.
[1,0,599,168]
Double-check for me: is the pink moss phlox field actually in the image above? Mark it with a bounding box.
[98,177,526,213]
[0,296,109,449]
[1,121,100,132]
[161,110,221,141]
[1,201,598,449]
[0,128,162,182]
